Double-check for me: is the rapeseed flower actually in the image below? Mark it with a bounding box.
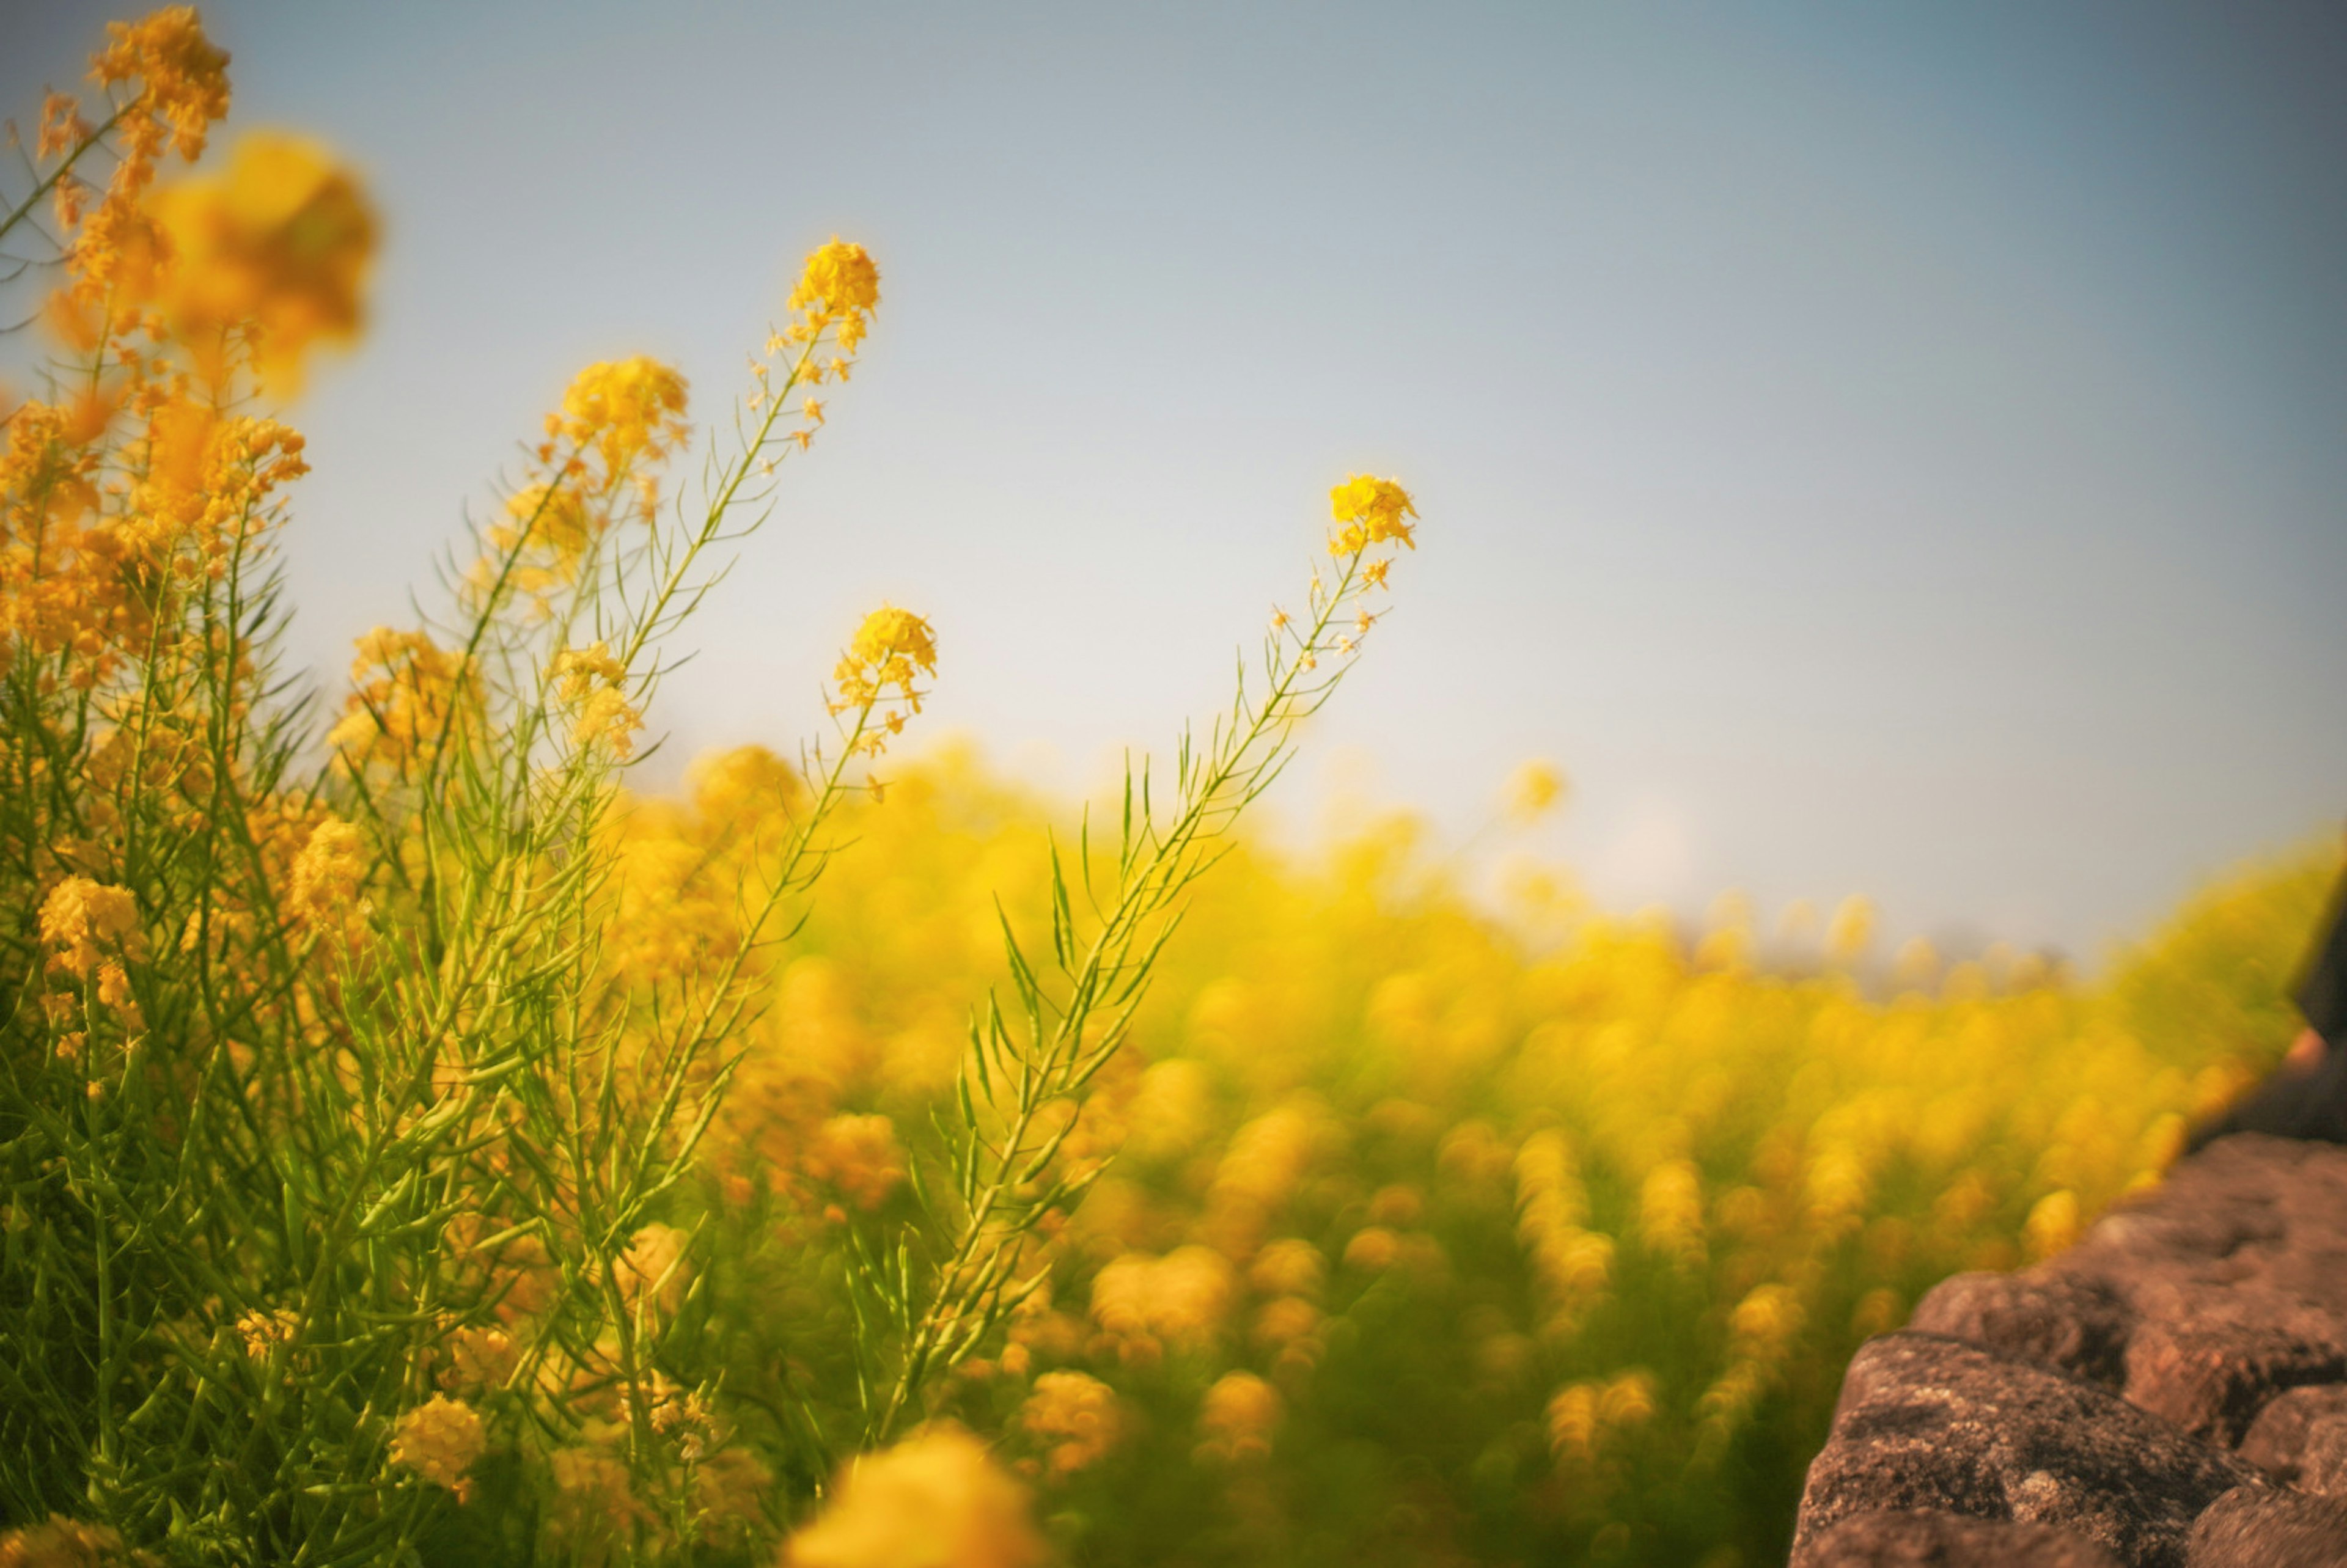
[389,1396,487,1501]
[39,878,139,979]
[553,356,691,477]
[784,1426,1045,1568]
[786,237,881,354]
[1016,1371,1125,1477]
[1328,474,1417,555]
[145,130,376,390]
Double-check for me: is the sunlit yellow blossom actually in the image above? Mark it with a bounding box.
[1503,760,1568,825]
[830,605,938,748]
[441,1325,518,1393]
[39,877,139,979]
[1328,473,1418,555]
[92,7,232,164]
[1195,1371,1282,1465]
[389,1395,486,1501]
[785,1426,1045,1568]
[554,356,691,477]
[1825,894,1877,965]
[1090,1246,1234,1361]
[2023,1189,2080,1261]
[804,1113,908,1212]
[787,237,881,354]
[0,1515,146,1567]
[329,627,477,774]
[233,1308,296,1361]
[285,818,365,929]
[1017,1371,1125,1477]
[146,131,376,391]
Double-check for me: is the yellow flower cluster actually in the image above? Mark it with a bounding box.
[652,743,2328,1561]
[49,7,230,333]
[1089,1245,1235,1365]
[1328,474,1417,556]
[0,1515,150,1568]
[802,1112,908,1214]
[549,356,692,479]
[145,131,378,391]
[829,604,938,757]
[784,1426,1045,1568]
[38,877,139,980]
[90,7,231,166]
[1015,1370,1125,1476]
[328,628,477,776]
[284,817,366,932]
[785,237,881,355]
[1194,1370,1282,1465]
[549,642,641,760]
[389,1395,487,1501]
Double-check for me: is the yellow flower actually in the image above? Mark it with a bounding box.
[1328,473,1417,555]
[1195,1371,1282,1465]
[804,1113,908,1212]
[146,131,377,392]
[0,1515,147,1567]
[785,1425,1045,1568]
[1017,1371,1125,1477]
[787,237,881,353]
[39,878,139,979]
[233,1308,297,1361]
[285,818,366,928]
[829,605,938,746]
[389,1395,487,1500]
[1502,760,1567,826]
[549,643,641,758]
[550,641,627,701]
[92,7,232,164]
[441,1325,519,1393]
[329,627,477,774]
[554,356,691,477]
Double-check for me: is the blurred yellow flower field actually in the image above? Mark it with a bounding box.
[0,11,2334,1568]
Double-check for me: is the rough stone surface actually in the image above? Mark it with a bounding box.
[2121,1320,2345,1445]
[2050,1137,2347,1373]
[2239,1384,2347,1483]
[1908,1270,2134,1389]
[2184,1484,2347,1567]
[1793,1509,2124,1567]
[1793,1333,2260,1568]
[2299,1418,2347,1499]
[1794,1135,2347,1567]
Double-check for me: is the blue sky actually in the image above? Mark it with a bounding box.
[8,1,2343,965]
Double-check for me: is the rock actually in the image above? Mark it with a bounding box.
[1908,1270,2134,1389]
[2300,1418,2347,1498]
[2184,1484,2347,1567]
[2120,1320,2345,1446]
[1793,1509,2124,1566]
[1794,1333,2261,1568]
[2051,1138,2347,1366]
[2241,1385,2347,1483]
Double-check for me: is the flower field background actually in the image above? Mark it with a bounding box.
[1,12,2338,1568]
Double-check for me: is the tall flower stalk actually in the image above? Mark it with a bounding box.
[855,477,1421,1442]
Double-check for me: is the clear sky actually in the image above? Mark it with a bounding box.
[7,0,2344,966]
